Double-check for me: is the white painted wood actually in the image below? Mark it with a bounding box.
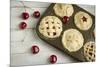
[11,1,50,8]
[11,29,41,42]
[10,1,95,66]
[11,29,26,41]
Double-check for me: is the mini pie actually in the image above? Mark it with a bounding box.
[62,29,84,52]
[74,11,92,30]
[53,3,74,17]
[84,41,95,62]
[39,16,62,38]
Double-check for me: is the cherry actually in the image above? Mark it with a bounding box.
[22,12,29,20]
[31,45,39,54]
[62,16,69,24]
[19,22,27,29]
[49,55,57,64]
[33,11,40,18]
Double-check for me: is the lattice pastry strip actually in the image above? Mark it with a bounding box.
[39,16,62,38]
[84,41,95,62]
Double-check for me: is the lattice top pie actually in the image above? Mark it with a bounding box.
[84,41,95,62]
[39,16,62,38]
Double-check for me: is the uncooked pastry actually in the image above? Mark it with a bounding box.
[39,16,62,38]
[53,3,74,17]
[62,29,84,52]
[74,11,92,30]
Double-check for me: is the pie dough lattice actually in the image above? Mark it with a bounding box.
[84,41,95,62]
[39,16,62,38]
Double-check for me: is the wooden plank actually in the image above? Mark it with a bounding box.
[11,1,50,8]
[11,29,41,42]
[11,53,49,66]
[11,29,26,42]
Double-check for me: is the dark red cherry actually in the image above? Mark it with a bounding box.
[49,55,57,64]
[31,45,39,54]
[62,16,69,24]
[22,12,29,20]
[33,11,40,18]
[19,22,27,29]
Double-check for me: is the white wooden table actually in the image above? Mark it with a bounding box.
[10,0,95,66]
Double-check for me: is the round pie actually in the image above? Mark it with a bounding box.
[53,3,74,17]
[84,41,95,62]
[74,11,92,30]
[39,16,62,38]
[62,29,84,52]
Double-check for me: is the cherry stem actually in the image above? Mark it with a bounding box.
[20,1,26,12]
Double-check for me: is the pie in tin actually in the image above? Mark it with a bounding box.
[39,16,63,38]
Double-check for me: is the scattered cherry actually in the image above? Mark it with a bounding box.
[22,12,29,20]
[31,45,39,54]
[49,55,57,64]
[62,16,69,24]
[33,11,40,18]
[19,22,27,29]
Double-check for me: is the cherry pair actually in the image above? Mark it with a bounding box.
[31,45,57,64]
[22,11,40,20]
[19,11,40,29]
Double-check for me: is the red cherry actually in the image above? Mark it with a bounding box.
[31,45,39,54]
[33,11,40,18]
[62,16,69,24]
[22,12,29,20]
[49,55,57,64]
[19,22,27,29]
